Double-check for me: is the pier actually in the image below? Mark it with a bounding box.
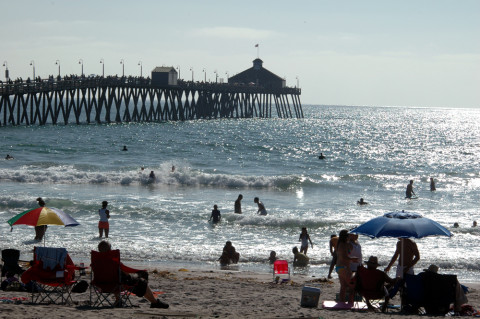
[0,58,302,126]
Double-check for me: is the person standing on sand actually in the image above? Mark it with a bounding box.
[234,194,243,214]
[406,180,416,198]
[254,197,267,215]
[98,200,110,238]
[384,238,420,278]
[327,234,338,279]
[335,229,357,303]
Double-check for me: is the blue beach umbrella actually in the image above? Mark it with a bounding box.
[350,210,452,239]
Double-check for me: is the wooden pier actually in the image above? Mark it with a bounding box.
[0,77,302,126]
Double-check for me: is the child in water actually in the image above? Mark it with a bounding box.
[209,205,221,223]
[299,227,313,255]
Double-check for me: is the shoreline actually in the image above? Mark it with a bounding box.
[1,265,479,318]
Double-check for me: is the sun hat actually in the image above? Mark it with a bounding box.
[365,256,380,267]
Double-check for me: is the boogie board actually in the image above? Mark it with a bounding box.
[322,300,368,311]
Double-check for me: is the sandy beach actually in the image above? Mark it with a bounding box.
[0,265,478,319]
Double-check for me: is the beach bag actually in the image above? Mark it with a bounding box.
[72,280,89,293]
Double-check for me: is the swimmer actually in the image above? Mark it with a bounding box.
[473,221,477,227]
[122,145,128,151]
[209,205,221,223]
[171,165,175,172]
[430,177,436,191]
[357,198,368,205]
[406,180,415,199]
[234,194,243,214]
[5,154,14,160]
[254,197,267,216]
[453,222,459,228]
[318,152,325,160]
[149,171,155,179]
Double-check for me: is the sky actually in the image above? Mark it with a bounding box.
[1,0,479,107]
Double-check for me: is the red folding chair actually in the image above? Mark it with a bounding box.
[21,246,78,304]
[273,260,290,281]
[90,249,143,308]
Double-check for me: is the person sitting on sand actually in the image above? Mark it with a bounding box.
[254,197,267,215]
[219,241,240,266]
[98,241,169,308]
[292,246,309,267]
[357,198,368,205]
[268,251,278,264]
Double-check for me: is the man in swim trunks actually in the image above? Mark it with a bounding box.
[327,234,338,279]
[98,201,110,238]
[406,180,415,198]
[254,197,267,215]
[234,194,243,214]
[384,238,420,279]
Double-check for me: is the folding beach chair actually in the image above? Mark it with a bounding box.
[1,249,24,281]
[90,249,142,308]
[273,260,290,281]
[21,246,78,304]
[354,265,390,312]
[402,273,426,314]
[421,272,458,315]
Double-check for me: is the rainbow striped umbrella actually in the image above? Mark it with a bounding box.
[7,207,80,228]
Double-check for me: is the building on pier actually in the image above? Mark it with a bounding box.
[228,58,285,89]
[151,67,178,86]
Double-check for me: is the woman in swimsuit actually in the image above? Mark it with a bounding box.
[335,229,357,303]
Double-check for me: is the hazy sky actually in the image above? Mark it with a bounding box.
[1,0,479,107]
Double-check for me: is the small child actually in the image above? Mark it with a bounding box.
[299,227,313,255]
[268,251,278,264]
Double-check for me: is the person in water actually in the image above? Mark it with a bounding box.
[149,171,156,179]
[357,198,368,205]
[219,241,240,265]
[98,200,110,238]
[299,227,313,255]
[234,194,243,214]
[122,145,128,151]
[254,197,267,215]
[406,180,416,198]
[5,154,14,160]
[292,246,309,267]
[430,177,436,191]
[209,205,221,223]
[34,197,47,241]
[318,153,325,160]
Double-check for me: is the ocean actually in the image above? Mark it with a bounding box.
[1,105,479,282]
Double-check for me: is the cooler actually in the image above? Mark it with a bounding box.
[300,286,321,307]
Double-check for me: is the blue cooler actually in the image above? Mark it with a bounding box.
[301,286,321,307]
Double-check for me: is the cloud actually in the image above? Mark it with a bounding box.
[191,26,274,39]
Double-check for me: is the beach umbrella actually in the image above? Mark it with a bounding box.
[7,207,80,245]
[350,210,452,239]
